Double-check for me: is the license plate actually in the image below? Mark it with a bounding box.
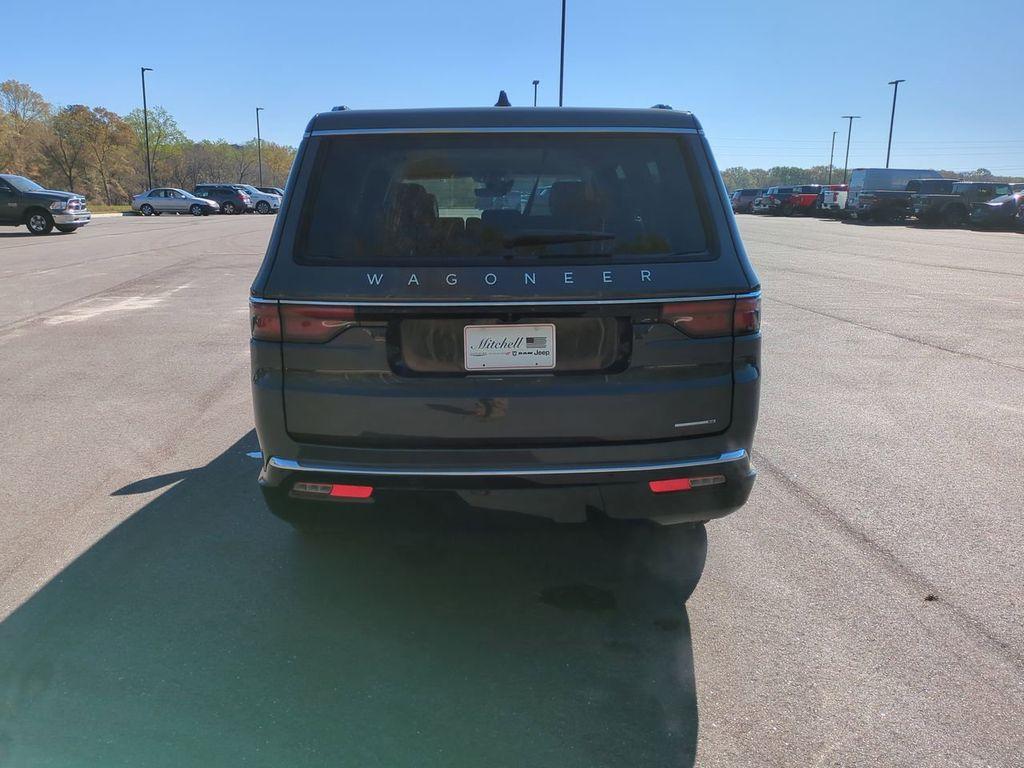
[464,323,556,371]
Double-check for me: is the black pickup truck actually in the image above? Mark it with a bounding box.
[0,174,91,234]
[846,168,943,223]
[912,181,1013,227]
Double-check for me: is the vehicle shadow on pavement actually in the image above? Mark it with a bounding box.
[0,432,704,768]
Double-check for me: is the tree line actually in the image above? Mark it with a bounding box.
[0,80,296,204]
[721,164,1022,191]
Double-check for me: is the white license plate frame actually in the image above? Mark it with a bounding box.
[464,323,556,371]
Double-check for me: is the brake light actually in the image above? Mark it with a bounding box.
[661,297,760,338]
[280,304,357,342]
[250,300,281,340]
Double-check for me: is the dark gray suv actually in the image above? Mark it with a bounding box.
[250,106,761,531]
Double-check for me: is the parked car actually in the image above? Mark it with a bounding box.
[752,186,789,213]
[753,186,814,215]
[132,188,219,216]
[193,184,252,214]
[0,173,90,235]
[846,168,943,222]
[249,105,761,540]
[780,185,822,215]
[257,186,286,198]
[233,184,281,214]
[912,181,1013,227]
[817,184,848,216]
[730,188,763,214]
[968,189,1024,229]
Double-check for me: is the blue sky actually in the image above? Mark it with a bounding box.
[6,0,1022,174]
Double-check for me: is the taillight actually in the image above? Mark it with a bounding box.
[250,300,281,340]
[660,297,760,338]
[734,296,761,335]
[280,304,357,342]
[661,299,733,337]
[250,301,357,342]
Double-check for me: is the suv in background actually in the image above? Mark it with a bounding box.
[846,167,942,222]
[0,173,91,234]
[249,106,761,540]
[730,188,763,214]
[193,184,252,214]
[257,186,286,198]
[913,181,1012,227]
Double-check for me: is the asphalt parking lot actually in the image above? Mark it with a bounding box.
[0,214,1021,766]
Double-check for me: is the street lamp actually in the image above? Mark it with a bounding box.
[532,79,540,107]
[841,115,861,184]
[558,0,566,106]
[828,130,837,185]
[885,79,906,168]
[140,67,153,190]
[255,107,264,187]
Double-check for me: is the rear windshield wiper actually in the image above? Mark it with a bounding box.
[503,230,616,247]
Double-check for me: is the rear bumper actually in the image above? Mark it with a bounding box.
[258,448,757,525]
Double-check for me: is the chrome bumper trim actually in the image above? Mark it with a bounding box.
[248,291,761,309]
[53,212,91,224]
[267,449,747,478]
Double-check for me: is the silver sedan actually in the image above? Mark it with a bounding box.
[132,188,220,216]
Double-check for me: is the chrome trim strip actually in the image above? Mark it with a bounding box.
[309,126,700,137]
[674,419,717,428]
[249,291,760,308]
[267,449,747,478]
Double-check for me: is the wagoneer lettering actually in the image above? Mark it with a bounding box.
[249,105,762,537]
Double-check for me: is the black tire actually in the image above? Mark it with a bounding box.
[25,210,54,235]
[154,211,163,216]
[55,224,78,233]
[780,204,794,216]
[944,206,967,227]
[255,200,271,215]
[139,203,154,216]
[189,204,204,216]
[222,201,237,215]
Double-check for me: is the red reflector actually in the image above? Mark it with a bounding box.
[328,483,374,499]
[280,304,357,343]
[250,301,281,341]
[649,478,693,493]
[649,475,726,493]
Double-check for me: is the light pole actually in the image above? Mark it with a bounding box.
[140,67,153,190]
[558,0,566,106]
[828,130,836,185]
[532,79,539,107]
[841,115,861,184]
[885,79,905,168]
[255,107,264,187]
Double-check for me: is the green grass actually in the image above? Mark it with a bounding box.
[88,204,132,214]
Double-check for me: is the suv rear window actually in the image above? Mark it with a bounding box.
[296,133,711,265]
